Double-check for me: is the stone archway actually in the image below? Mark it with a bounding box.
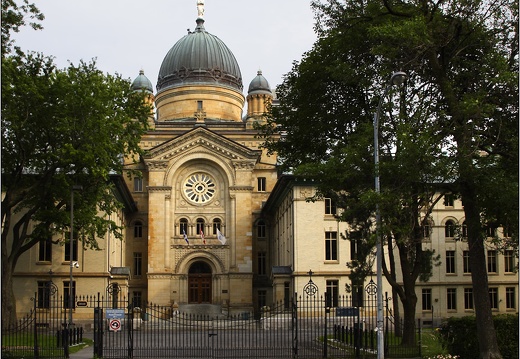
[188,261,212,303]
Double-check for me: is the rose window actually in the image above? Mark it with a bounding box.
[183,173,216,204]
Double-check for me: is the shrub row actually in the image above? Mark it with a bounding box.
[437,314,518,359]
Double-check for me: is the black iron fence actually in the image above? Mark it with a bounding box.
[1,286,84,359]
[2,280,421,358]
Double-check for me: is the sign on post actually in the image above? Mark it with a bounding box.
[109,319,121,331]
[336,307,359,317]
[106,309,125,332]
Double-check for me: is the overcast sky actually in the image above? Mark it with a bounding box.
[13,0,318,94]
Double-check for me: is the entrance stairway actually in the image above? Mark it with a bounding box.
[178,303,225,318]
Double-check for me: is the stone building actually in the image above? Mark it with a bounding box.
[122,7,277,315]
[9,2,517,323]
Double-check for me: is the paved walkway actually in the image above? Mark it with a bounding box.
[70,345,93,359]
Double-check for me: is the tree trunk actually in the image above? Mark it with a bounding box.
[400,284,418,345]
[461,180,503,359]
[1,257,17,330]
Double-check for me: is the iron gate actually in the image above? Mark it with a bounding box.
[91,279,420,359]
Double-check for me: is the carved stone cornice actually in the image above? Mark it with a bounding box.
[147,186,172,193]
[229,186,254,192]
[147,273,173,279]
[228,273,253,279]
[232,160,256,171]
[143,127,261,163]
[146,161,169,171]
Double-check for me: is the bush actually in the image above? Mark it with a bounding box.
[437,314,518,359]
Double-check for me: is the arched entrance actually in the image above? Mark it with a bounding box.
[188,261,212,303]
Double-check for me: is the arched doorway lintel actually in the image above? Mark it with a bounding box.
[175,250,225,274]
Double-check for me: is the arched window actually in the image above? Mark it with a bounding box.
[445,220,456,238]
[196,218,205,236]
[212,218,221,235]
[179,218,188,235]
[134,221,143,238]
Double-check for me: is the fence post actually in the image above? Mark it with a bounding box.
[93,293,103,358]
[32,292,40,359]
[292,294,298,358]
[323,292,328,358]
[128,298,133,359]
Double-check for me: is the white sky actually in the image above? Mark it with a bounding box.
[13,0,317,94]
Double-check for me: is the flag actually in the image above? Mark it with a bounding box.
[200,229,205,244]
[183,229,189,245]
[216,228,227,245]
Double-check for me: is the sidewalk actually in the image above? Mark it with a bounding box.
[70,345,93,359]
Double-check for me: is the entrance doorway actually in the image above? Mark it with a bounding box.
[188,261,212,303]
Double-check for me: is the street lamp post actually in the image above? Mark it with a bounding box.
[69,185,83,328]
[373,71,407,359]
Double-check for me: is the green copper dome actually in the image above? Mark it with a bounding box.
[131,70,153,93]
[157,19,243,93]
[248,70,271,95]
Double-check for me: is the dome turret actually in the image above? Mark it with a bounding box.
[248,70,271,95]
[131,70,153,93]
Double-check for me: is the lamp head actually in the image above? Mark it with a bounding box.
[390,71,408,86]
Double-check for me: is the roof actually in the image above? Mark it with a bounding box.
[110,267,131,277]
[248,70,272,95]
[157,18,242,93]
[271,265,293,275]
[131,70,153,93]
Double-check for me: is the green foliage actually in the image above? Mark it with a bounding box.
[1,51,151,266]
[437,315,519,359]
[0,1,152,325]
[260,0,518,351]
[1,0,43,54]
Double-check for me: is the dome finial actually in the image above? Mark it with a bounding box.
[197,0,205,20]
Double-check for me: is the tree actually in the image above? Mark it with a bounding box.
[1,0,152,329]
[259,0,518,357]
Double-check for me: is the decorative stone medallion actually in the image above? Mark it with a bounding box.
[183,173,216,204]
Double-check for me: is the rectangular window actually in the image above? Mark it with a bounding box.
[132,291,142,308]
[350,231,360,260]
[257,177,266,192]
[464,288,473,310]
[39,238,52,262]
[64,281,76,309]
[64,237,78,262]
[446,251,456,274]
[506,287,516,309]
[447,288,457,310]
[257,221,266,239]
[133,252,142,277]
[463,251,471,273]
[444,193,454,207]
[37,281,51,309]
[326,280,339,307]
[133,177,143,192]
[422,289,432,311]
[325,198,336,215]
[489,288,498,309]
[134,222,143,239]
[504,250,515,273]
[258,290,267,309]
[487,250,497,273]
[197,100,203,110]
[325,231,338,261]
[258,252,266,276]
